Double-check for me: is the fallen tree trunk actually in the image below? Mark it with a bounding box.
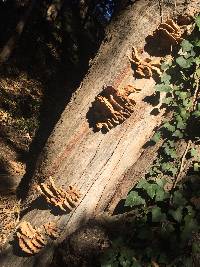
[1,0,199,266]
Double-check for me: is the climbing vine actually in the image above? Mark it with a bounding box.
[101,14,200,267]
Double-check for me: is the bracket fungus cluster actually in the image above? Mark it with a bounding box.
[43,222,59,239]
[129,46,162,78]
[16,221,59,255]
[90,85,139,132]
[16,221,46,255]
[150,19,184,50]
[37,177,81,212]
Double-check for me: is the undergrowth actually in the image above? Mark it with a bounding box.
[100,15,200,267]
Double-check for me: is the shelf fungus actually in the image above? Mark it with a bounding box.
[43,222,59,239]
[89,84,139,132]
[37,177,81,212]
[16,221,46,255]
[129,46,161,78]
[151,19,184,50]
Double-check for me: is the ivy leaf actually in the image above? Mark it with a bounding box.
[119,248,137,267]
[194,162,200,172]
[155,188,169,201]
[155,178,167,187]
[190,148,198,158]
[151,207,167,222]
[176,119,186,130]
[100,249,118,267]
[161,73,171,84]
[185,99,192,107]
[181,40,193,52]
[136,179,149,190]
[181,215,199,242]
[172,129,183,138]
[154,84,172,92]
[161,162,178,175]
[195,15,200,30]
[193,110,200,117]
[186,205,195,217]
[163,97,173,105]
[176,56,193,68]
[195,68,200,78]
[163,143,177,159]
[163,122,175,132]
[192,243,200,254]
[169,207,183,222]
[146,184,159,199]
[172,191,187,207]
[125,191,146,207]
[151,132,161,143]
[178,92,188,100]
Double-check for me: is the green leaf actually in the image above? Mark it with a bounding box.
[190,148,198,157]
[186,205,195,217]
[163,122,175,132]
[181,215,199,241]
[101,249,118,267]
[195,68,200,78]
[125,191,146,207]
[151,132,161,143]
[163,143,177,158]
[172,129,183,138]
[172,191,187,207]
[195,15,200,30]
[119,248,136,267]
[176,56,193,68]
[183,98,192,108]
[161,162,178,175]
[181,40,193,52]
[146,184,159,199]
[161,62,170,71]
[194,162,200,172]
[169,207,183,222]
[193,110,200,117]
[192,243,200,254]
[154,84,172,92]
[163,97,173,105]
[136,179,149,190]
[161,73,171,84]
[176,120,186,130]
[151,207,167,222]
[178,91,188,100]
[155,188,169,201]
[155,178,167,187]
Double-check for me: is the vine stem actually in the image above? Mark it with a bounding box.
[172,73,199,190]
[172,140,191,190]
[192,76,199,110]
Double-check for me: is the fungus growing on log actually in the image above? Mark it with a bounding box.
[88,84,139,132]
[37,177,81,212]
[43,222,59,239]
[151,19,184,50]
[128,46,161,78]
[16,221,46,255]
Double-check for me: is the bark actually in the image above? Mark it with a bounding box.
[0,0,199,266]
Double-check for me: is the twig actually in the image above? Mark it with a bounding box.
[192,77,199,110]
[174,0,177,15]
[159,0,163,23]
[0,0,36,65]
[172,140,191,190]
